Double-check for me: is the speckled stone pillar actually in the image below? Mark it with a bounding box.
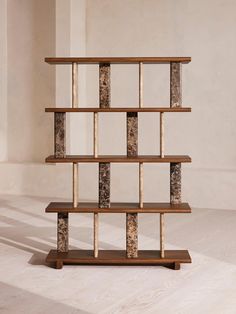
[57,213,68,252]
[99,162,110,208]
[170,62,182,108]
[99,63,111,108]
[99,63,111,209]
[170,162,181,204]
[126,112,138,258]
[126,213,138,258]
[127,112,138,156]
[54,112,66,158]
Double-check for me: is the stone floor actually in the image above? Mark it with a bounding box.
[0,195,236,314]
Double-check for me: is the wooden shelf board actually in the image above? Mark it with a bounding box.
[45,107,191,113]
[45,57,191,64]
[46,202,191,213]
[45,155,192,163]
[46,250,191,266]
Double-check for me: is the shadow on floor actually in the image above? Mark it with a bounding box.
[0,195,120,267]
[0,282,91,314]
[1,195,236,266]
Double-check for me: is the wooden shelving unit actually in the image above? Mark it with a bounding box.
[44,56,192,270]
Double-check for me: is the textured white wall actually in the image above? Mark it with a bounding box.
[84,0,236,210]
[1,0,236,210]
[0,0,8,161]
[7,0,55,162]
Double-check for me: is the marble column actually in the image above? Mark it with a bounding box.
[126,213,138,258]
[127,112,138,156]
[54,112,66,158]
[126,112,138,258]
[170,62,182,108]
[57,212,68,252]
[99,162,110,208]
[99,63,111,108]
[170,162,181,204]
[98,63,111,208]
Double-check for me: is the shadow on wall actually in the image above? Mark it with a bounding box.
[7,0,55,162]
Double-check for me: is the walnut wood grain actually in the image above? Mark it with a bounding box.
[46,249,191,268]
[45,57,191,64]
[46,155,191,163]
[46,107,191,112]
[46,202,191,213]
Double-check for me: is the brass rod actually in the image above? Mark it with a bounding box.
[94,213,98,257]
[160,112,164,158]
[94,112,98,157]
[139,162,144,208]
[160,213,165,258]
[73,162,78,207]
[72,62,78,108]
[139,62,143,108]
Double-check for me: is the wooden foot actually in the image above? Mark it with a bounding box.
[174,262,180,270]
[164,262,181,270]
[55,261,63,269]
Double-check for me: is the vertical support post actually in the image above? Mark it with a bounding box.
[127,112,138,156]
[99,162,110,208]
[139,162,143,208]
[73,162,78,207]
[139,62,143,108]
[96,63,111,257]
[94,211,98,258]
[57,212,68,252]
[160,112,164,158]
[126,111,138,258]
[94,112,98,157]
[99,63,111,107]
[71,62,79,208]
[54,112,66,158]
[72,62,78,108]
[170,62,182,108]
[126,214,138,258]
[170,162,181,204]
[160,213,164,258]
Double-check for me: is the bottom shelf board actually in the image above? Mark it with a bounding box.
[46,250,191,268]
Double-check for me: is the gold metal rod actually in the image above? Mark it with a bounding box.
[160,213,165,258]
[94,213,98,258]
[94,112,98,157]
[72,62,78,108]
[139,162,144,208]
[73,162,78,207]
[160,112,164,158]
[139,62,143,108]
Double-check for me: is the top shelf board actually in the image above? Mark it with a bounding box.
[45,107,191,113]
[45,57,191,64]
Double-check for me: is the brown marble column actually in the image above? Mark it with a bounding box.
[99,162,110,208]
[54,112,66,158]
[170,62,182,108]
[126,112,138,258]
[126,213,138,258]
[99,63,111,107]
[98,63,111,209]
[127,112,138,156]
[57,212,68,252]
[170,162,181,204]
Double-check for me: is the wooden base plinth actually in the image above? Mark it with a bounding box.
[46,250,191,270]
